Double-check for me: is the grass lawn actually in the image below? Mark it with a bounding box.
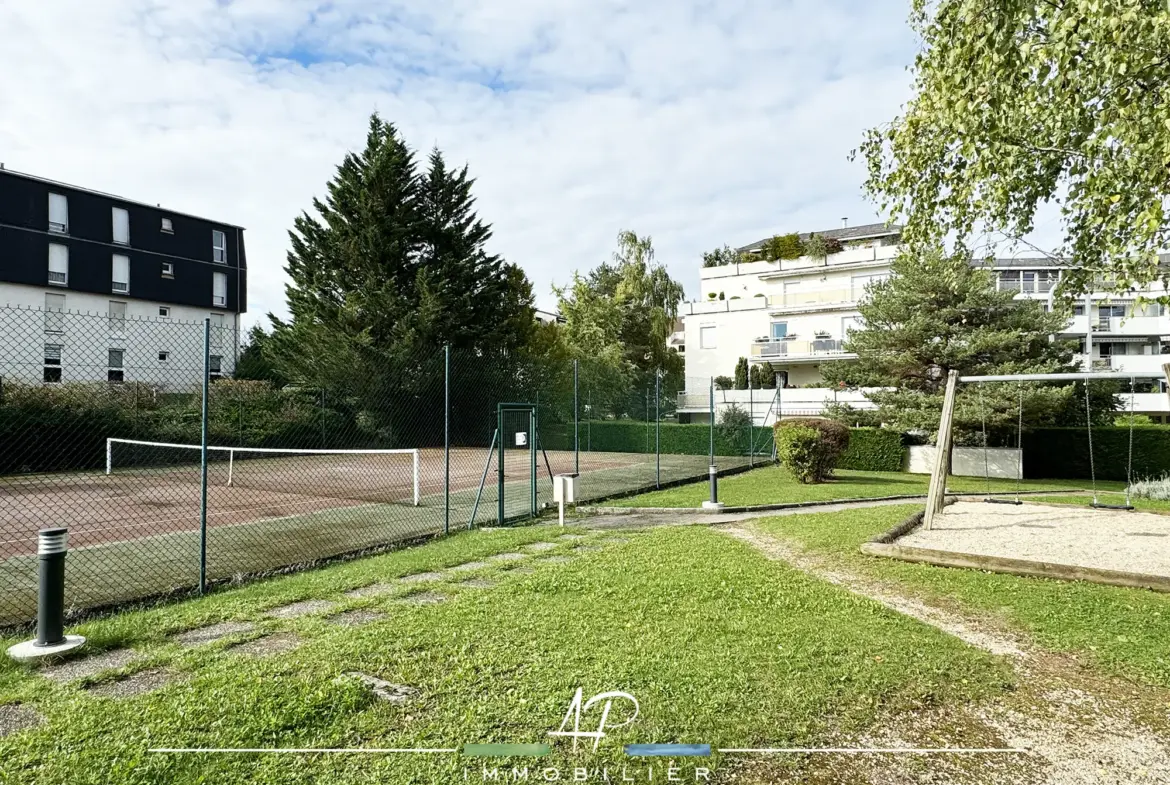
[753,505,1170,689]
[611,465,1122,508]
[0,523,1011,784]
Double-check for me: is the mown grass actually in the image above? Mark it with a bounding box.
[612,465,1120,508]
[752,505,1170,688]
[0,523,1010,784]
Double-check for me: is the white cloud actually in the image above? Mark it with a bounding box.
[0,0,920,324]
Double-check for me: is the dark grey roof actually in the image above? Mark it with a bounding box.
[737,222,902,253]
[0,166,246,230]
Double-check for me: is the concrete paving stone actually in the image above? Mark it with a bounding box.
[557,534,587,541]
[85,668,179,699]
[343,672,418,704]
[0,704,42,737]
[230,632,303,658]
[267,600,337,619]
[572,545,604,553]
[398,571,444,583]
[447,561,489,572]
[344,583,397,599]
[457,578,496,589]
[524,542,558,552]
[488,552,527,562]
[40,648,143,683]
[327,609,387,627]
[174,621,256,648]
[396,591,447,606]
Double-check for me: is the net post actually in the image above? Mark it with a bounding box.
[228,448,235,487]
[106,438,113,475]
[925,369,959,531]
[414,449,421,507]
[199,317,211,594]
[444,344,450,530]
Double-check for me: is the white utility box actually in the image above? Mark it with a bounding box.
[553,474,577,504]
[515,431,528,447]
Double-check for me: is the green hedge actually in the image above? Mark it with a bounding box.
[542,421,773,457]
[838,428,906,472]
[1022,427,1170,481]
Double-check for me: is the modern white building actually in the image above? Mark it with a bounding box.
[679,222,1170,422]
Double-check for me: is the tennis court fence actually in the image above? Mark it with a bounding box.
[0,305,772,626]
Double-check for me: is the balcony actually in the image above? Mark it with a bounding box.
[767,288,855,310]
[750,338,849,359]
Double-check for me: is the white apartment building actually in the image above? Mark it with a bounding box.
[679,222,1170,422]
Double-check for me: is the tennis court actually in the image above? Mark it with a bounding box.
[0,442,726,624]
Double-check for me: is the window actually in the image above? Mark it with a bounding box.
[209,354,223,380]
[699,326,716,349]
[212,230,227,263]
[212,271,227,307]
[161,262,174,278]
[770,321,788,340]
[43,344,62,383]
[158,306,170,318]
[44,293,65,334]
[107,349,124,384]
[158,351,169,362]
[1021,271,1037,293]
[108,301,127,333]
[1099,343,1114,357]
[998,271,1021,291]
[48,193,68,233]
[112,254,130,293]
[161,217,173,233]
[209,313,224,349]
[1073,304,1085,316]
[1100,304,1126,319]
[112,207,130,245]
[48,244,68,286]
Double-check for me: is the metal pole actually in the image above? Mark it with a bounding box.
[497,406,505,526]
[469,429,498,530]
[444,344,450,535]
[748,375,754,467]
[705,377,722,509]
[199,317,210,594]
[1084,292,1093,372]
[655,372,661,488]
[574,359,579,475]
[529,409,538,517]
[587,388,592,452]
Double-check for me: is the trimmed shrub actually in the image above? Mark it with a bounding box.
[1022,427,1170,481]
[838,428,905,472]
[774,418,850,483]
[540,420,772,457]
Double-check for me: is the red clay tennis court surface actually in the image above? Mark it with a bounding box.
[0,448,655,559]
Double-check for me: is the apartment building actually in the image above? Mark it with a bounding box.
[679,223,1170,422]
[0,167,246,389]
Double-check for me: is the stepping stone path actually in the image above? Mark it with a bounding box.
[537,556,573,565]
[231,632,302,658]
[85,668,178,699]
[0,704,42,738]
[41,648,142,683]
[327,609,386,627]
[396,591,447,606]
[268,600,337,619]
[398,571,444,584]
[343,672,417,705]
[510,566,536,575]
[558,534,586,540]
[572,545,603,553]
[488,552,527,562]
[457,578,495,589]
[524,542,558,552]
[175,621,256,648]
[448,560,488,572]
[344,583,397,599]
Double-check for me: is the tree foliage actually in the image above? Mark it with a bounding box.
[701,245,746,268]
[861,0,1170,295]
[761,233,806,261]
[733,357,749,390]
[821,248,1084,440]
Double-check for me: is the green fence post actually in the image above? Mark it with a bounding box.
[199,318,210,594]
[574,359,579,475]
[749,376,754,467]
[655,372,661,489]
[530,409,538,517]
[497,405,505,526]
[444,344,450,535]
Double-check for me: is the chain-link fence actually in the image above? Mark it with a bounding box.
[0,305,771,626]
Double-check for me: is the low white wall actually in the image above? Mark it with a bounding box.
[907,445,1023,480]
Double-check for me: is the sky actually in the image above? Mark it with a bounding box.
[0,0,924,328]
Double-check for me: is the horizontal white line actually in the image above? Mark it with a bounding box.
[717,747,1028,754]
[148,748,458,754]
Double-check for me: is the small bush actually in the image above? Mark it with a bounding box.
[1129,474,1170,500]
[774,418,850,483]
[714,376,735,390]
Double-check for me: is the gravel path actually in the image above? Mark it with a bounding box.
[903,501,1170,579]
[722,522,1170,784]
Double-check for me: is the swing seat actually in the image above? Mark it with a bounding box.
[1091,502,1135,511]
[983,498,1023,506]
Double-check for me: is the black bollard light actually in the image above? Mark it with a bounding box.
[8,527,85,662]
[702,464,725,511]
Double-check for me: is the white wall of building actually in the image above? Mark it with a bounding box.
[0,282,238,390]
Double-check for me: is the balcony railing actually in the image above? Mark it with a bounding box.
[767,288,855,309]
[751,338,847,358]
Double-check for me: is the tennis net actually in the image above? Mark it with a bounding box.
[106,438,421,506]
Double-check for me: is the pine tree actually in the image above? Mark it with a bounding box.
[733,357,749,390]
